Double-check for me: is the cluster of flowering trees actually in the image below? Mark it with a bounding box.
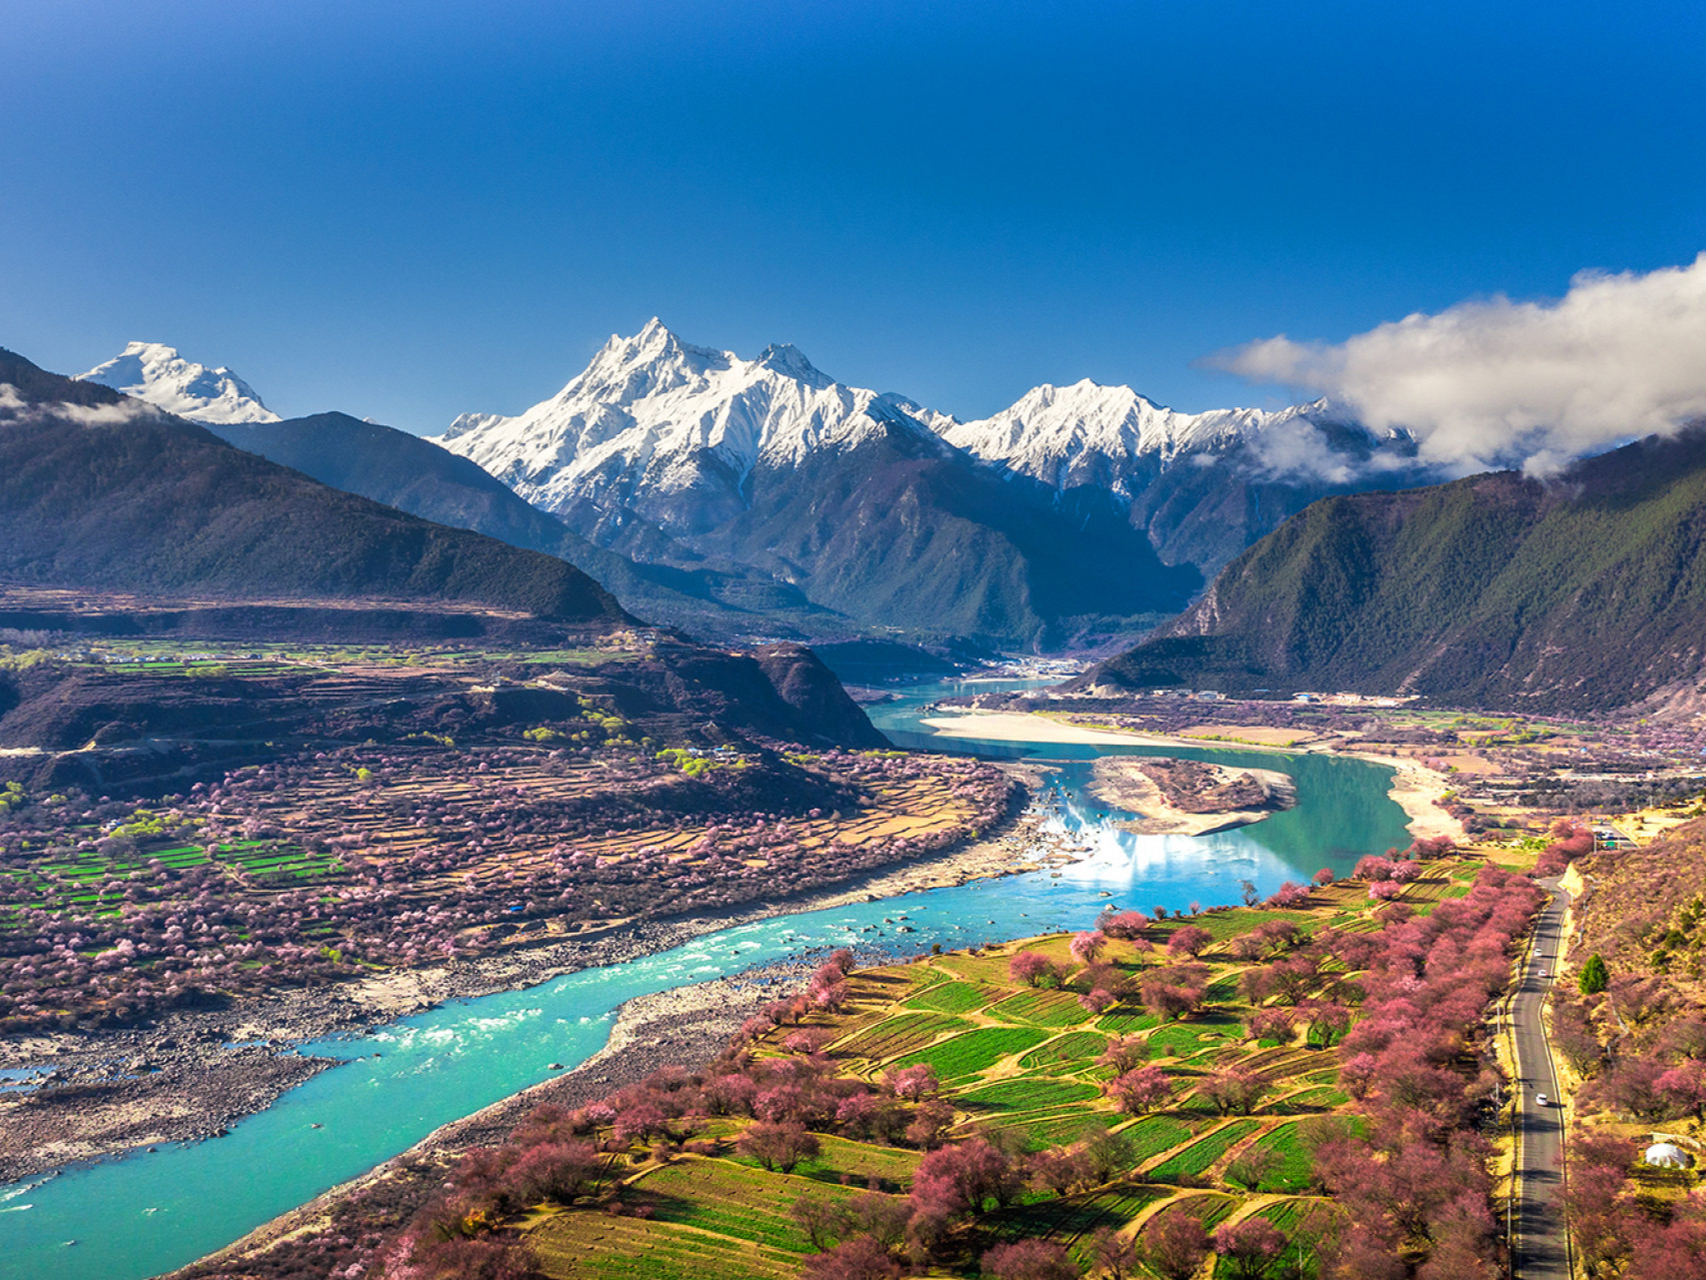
[1539,812,1706,1275]
[1003,923,1224,1030]
[353,846,1557,1280]
[393,993,1011,1277]
[1552,886,1706,1269]
[1307,864,1542,1278]
[1563,1128,1706,1277]
[0,742,1011,1031]
[1530,818,1593,878]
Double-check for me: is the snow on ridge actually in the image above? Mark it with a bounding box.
[432,319,946,516]
[941,378,1336,491]
[436,319,1358,519]
[77,341,280,425]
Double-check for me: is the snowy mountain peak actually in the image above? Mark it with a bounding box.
[433,323,943,522]
[77,341,280,425]
[441,410,508,442]
[756,342,831,386]
[941,379,1340,493]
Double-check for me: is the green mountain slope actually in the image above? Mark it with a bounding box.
[1084,427,1706,712]
[0,350,629,626]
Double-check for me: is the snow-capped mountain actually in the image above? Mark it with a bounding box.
[77,341,279,425]
[440,321,1414,525]
[437,320,1200,646]
[433,318,953,530]
[942,381,1338,494]
[434,319,1442,645]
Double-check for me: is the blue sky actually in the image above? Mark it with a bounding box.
[2,0,1703,432]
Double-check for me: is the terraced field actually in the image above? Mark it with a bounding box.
[902,979,999,1015]
[1149,1119,1262,1181]
[515,856,1495,1279]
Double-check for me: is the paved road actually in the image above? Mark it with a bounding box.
[1511,877,1572,1280]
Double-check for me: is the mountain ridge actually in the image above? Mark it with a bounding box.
[432,321,1441,644]
[209,412,846,638]
[0,348,629,631]
[433,319,1204,647]
[1078,425,1706,712]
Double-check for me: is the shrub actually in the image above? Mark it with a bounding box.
[1105,1065,1173,1114]
[737,1121,820,1173]
[1009,951,1063,988]
[1139,1210,1209,1280]
[1215,1217,1287,1280]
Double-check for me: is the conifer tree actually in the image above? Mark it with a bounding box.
[1579,953,1610,995]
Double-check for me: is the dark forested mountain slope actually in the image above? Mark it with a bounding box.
[209,413,841,639]
[1123,420,1438,575]
[0,349,628,626]
[530,414,1205,650]
[1082,426,1706,713]
[676,433,1206,650]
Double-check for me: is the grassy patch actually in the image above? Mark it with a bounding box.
[890,1026,1052,1080]
[1149,1120,1262,1181]
[901,980,999,1015]
[530,1210,797,1278]
[986,987,1094,1028]
[1013,1110,1120,1150]
[1121,1114,1194,1162]
[1147,1022,1231,1059]
[833,1012,971,1061]
[1018,1031,1110,1074]
[634,1160,864,1253]
[1241,1122,1314,1193]
[983,1182,1173,1247]
[958,1077,1100,1113]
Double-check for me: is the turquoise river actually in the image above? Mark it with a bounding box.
[0,680,1412,1280]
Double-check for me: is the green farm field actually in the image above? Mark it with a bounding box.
[504,858,1507,1279]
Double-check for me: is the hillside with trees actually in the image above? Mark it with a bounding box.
[1520,817,1706,1274]
[210,414,838,639]
[1081,426,1706,714]
[187,845,1543,1279]
[0,350,628,630]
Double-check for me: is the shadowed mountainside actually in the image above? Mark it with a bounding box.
[628,426,1204,650]
[0,350,629,629]
[1081,426,1706,713]
[0,637,886,794]
[209,413,841,639]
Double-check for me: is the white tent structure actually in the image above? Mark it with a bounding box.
[1643,1142,1690,1169]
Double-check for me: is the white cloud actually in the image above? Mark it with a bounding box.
[0,387,161,426]
[55,398,157,426]
[1247,418,1360,484]
[1211,254,1706,475]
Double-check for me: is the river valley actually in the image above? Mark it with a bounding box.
[0,679,1414,1280]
